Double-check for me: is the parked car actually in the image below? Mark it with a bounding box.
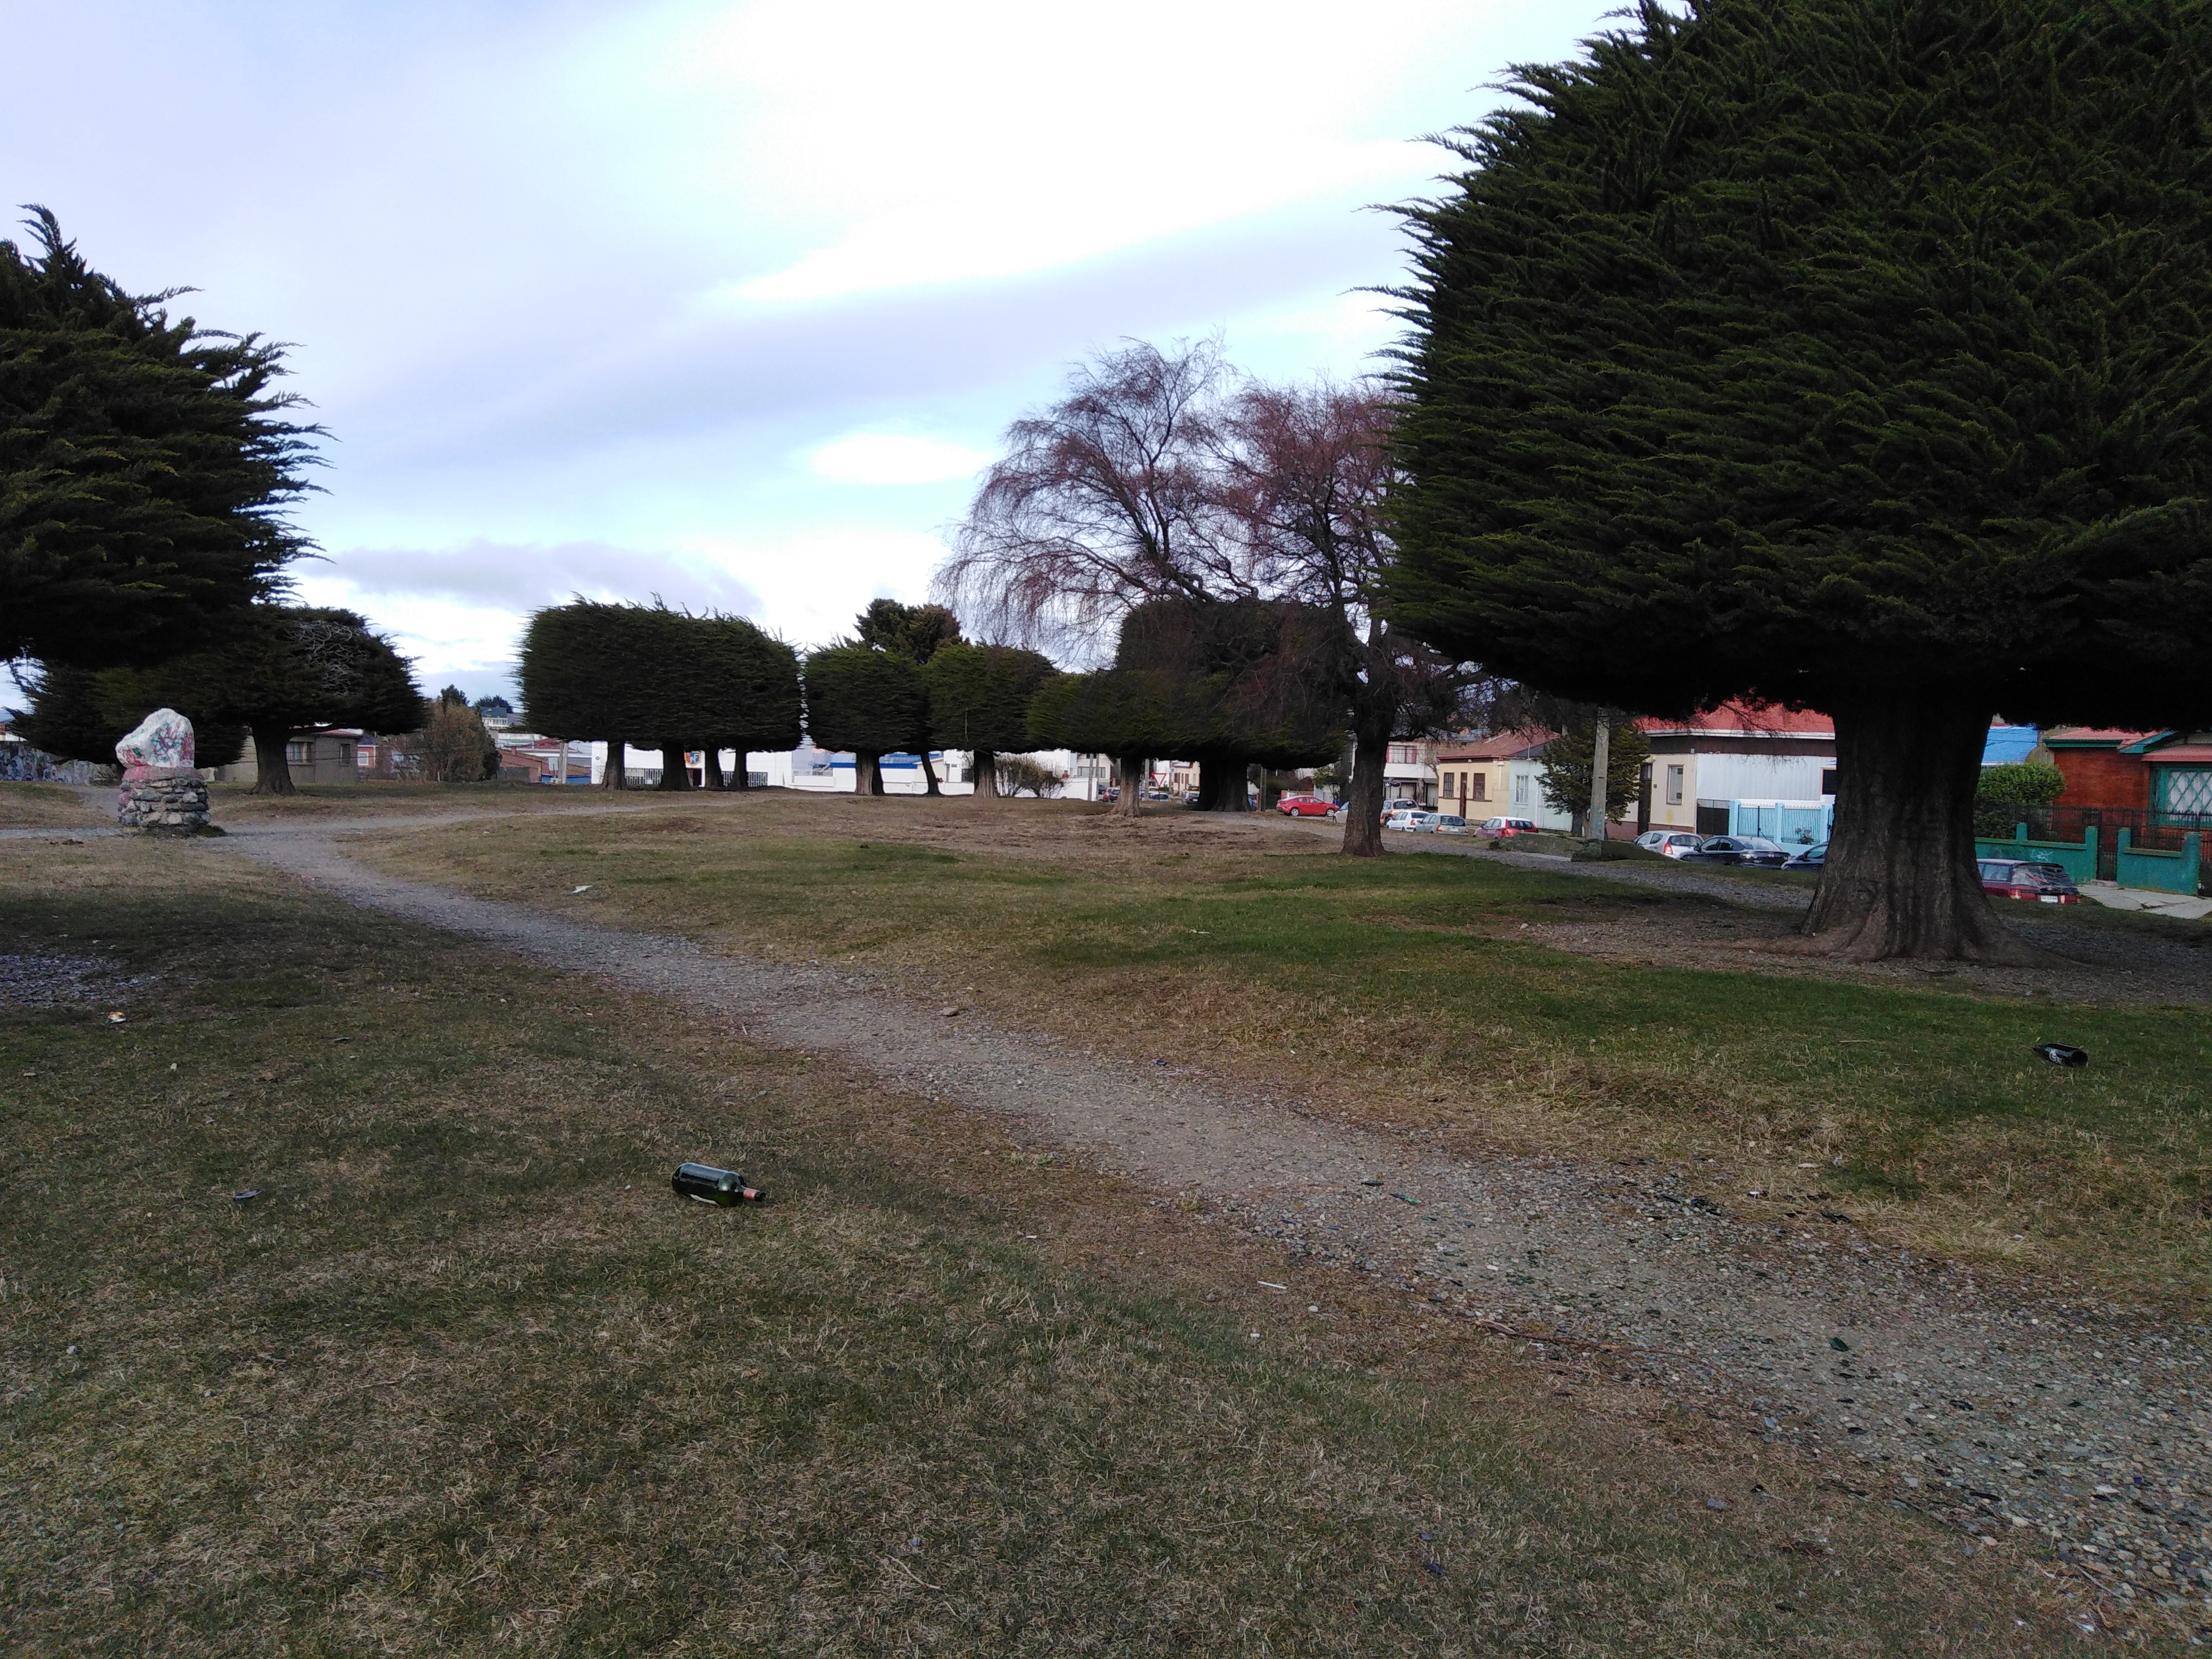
[1680,834,1792,868]
[1383,808,1437,832]
[1427,814,1470,834]
[1979,858,2080,903]
[1634,830,1704,859]
[1276,794,1335,817]
[1471,816,1540,840]
[1782,842,1827,869]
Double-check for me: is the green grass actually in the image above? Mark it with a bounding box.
[0,839,2059,1654]
[388,798,2212,1296]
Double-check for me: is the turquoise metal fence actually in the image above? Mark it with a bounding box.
[1973,824,2100,885]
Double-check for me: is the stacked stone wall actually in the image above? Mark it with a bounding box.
[118,770,215,833]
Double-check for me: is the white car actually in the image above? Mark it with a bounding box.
[1383,808,1436,832]
[1635,830,1704,859]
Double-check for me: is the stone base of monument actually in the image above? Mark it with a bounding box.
[118,770,222,835]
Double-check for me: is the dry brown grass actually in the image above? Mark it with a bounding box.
[0,833,2080,1654]
[0,782,103,829]
[205,779,637,822]
[354,790,2212,1302]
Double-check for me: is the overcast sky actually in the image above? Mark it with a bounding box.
[4,0,1613,698]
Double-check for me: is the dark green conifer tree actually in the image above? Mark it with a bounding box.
[803,643,930,795]
[1,209,319,667]
[1389,0,2212,959]
[924,642,1053,798]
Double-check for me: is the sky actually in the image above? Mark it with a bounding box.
[3,0,1617,699]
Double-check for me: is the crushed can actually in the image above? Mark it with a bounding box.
[2032,1043,2089,1068]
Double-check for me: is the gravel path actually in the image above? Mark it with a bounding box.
[212,819,2212,1620]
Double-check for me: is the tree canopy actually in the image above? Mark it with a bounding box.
[10,660,246,769]
[1,209,319,668]
[924,641,1054,792]
[854,599,962,665]
[802,643,930,793]
[9,604,415,792]
[1386,0,2212,957]
[517,601,800,787]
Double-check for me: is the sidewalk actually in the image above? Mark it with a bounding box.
[2079,879,2212,920]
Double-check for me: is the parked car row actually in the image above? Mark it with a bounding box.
[1633,829,1822,868]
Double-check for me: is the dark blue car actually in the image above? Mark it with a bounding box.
[1681,835,1791,868]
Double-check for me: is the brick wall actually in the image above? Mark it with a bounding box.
[2052,748,2149,810]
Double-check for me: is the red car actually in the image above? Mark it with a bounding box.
[1978,858,2080,903]
[1276,795,1338,817]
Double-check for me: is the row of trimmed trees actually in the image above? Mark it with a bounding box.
[516,594,1346,801]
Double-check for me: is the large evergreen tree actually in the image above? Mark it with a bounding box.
[1,210,318,668]
[210,607,421,794]
[521,602,801,792]
[848,600,956,793]
[1389,0,2212,960]
[923,642,1053,799]
[16,607,417,793]
[10,660,246,770]
[802,643,930,796]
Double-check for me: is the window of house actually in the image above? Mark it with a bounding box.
[1513,774,1528,806]
[1472,774,1487,800]
[285,741,311,765]
[1821,768,1839,795]
[1665,764,1683,806]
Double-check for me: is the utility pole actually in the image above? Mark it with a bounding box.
[1586,715,1611,851]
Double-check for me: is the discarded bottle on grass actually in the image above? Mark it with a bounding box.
[672,1162,766,1204]
[2033,1043,2090,1068]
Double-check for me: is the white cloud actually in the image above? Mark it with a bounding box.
[810,433,994,486]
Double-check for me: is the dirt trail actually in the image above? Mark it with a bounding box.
[225,819,2212,1614]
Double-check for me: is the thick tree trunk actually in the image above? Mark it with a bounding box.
[1115,753,1145,817]
[1340,692,1393,858]
[251,725,296,796]
[730,751,752,790]
[605,740,627,789]
[856,751,882,795]
[972,749,999,799]
[1790,696,2045,962]
[919,748,941,796]
[702,748,727,790]
[657,742,691,790]
[1197,753,1247,811]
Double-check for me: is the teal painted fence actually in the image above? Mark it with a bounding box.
[2115,828,2205,895]
[1975,824,2099,885]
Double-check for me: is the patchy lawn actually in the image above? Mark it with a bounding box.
[362,791,2212,1301]
[0,783,102,830]
[0,836,2063,1654]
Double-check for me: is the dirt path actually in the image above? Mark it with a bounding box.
[224,819,2212,1617]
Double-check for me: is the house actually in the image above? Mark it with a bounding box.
[212,730,368,786]
[1637,703,1836,842]
[2045,728,2212,816]
[1435,730,1571,827]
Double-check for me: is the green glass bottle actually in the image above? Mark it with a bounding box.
[672,1161,766,1204]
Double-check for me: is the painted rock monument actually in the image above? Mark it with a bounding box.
[115,708,215,833]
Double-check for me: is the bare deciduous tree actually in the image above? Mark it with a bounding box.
[1222,380,1478,854]
[936,338,1252,657]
